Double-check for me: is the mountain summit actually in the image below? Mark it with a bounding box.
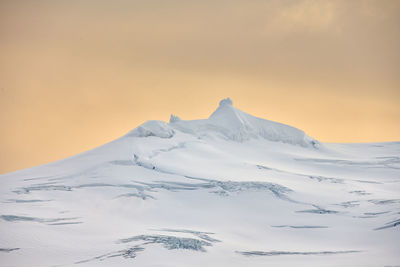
[130,98,319,147]
[1,98,398,267]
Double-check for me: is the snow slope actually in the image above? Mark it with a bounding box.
[0,98,399,267]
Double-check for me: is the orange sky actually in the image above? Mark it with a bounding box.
[1,0,399,174]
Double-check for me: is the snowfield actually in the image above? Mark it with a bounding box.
[1,98,399,266]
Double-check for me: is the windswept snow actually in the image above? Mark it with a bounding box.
[170,98,319,146]
[127,120,175,139]
[236,250,362,257]
[0,98,399,267]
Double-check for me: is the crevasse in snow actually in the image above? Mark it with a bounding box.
[1,97,399,267]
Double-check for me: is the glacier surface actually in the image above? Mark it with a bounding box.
[0,99,399,267]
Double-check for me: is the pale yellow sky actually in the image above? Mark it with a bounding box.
[1,0,399,174]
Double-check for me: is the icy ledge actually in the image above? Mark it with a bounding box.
[128,98,319,147]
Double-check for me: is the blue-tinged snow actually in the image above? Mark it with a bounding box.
[0,99,399,267]
[169,98,319,146]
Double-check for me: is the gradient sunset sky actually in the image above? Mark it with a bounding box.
[1,0,399,174]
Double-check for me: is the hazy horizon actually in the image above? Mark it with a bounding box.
[1,0,399,174]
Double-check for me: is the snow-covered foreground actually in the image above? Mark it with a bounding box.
[1,99,399,267]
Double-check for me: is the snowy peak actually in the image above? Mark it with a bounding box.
[218,97,233,107]
[209,98,241,122]
[206,98,318,147]
[129,98,319,147]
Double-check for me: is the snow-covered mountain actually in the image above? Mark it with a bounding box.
[0,98,399,267]
[128,98,319,147]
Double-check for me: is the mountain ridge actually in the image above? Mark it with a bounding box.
[0,98,399,267]
[128,98,319,147]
